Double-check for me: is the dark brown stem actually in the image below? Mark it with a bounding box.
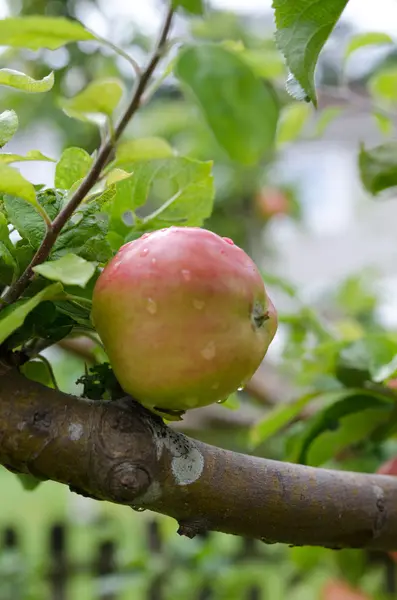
[0,6,174,309]
[1,368,397,550]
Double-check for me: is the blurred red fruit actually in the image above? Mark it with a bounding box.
[254,186,290,220]
[322,580,371,600]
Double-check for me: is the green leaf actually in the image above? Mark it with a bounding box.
[336,342,371,388]
[307,406,392,466]
[55,147,93,190]
[60,78,124,118]
[175,44,279,165]
[289,390,393,465]
[53,200,112,263]
[245,49,285,79]
[0,282,64,344]
[109,157,214,245]
[33,254,96,288]
[359,142,397,195]
[276,102,311,145]
[172,0,203,14]
[0,212,13,253]
[0,110,18,148]
[4,190,63,249]
[222,393,240,411]
[105,157,214,244]
[21,359,54,387]
[373,354,397,383]
[344,32,393,62]
[4,301,74,350]
[273,0,349,106]
[13,239,34,275]
[115,138,174,164]
[0,16,95,50]
[16,474,42,491]
[336,336,397,386]
[0,241,17,286]
[0,165,37,204]
[222,43,285,79]
[250,392,319,447]
[55,300,93,329]
[369,67,397,103]
[0,69,54,93]
[373,111,393,136]
[0,150,55,164]
[143,159,214,230]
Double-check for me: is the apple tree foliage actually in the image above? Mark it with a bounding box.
[1,0,397,557]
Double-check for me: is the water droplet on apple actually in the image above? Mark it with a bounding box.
[201,341,216,360]
[132,506,146,512]
[217,398,227,404]
[223,237,235,245]
[151,258,157,265]
[147,298,157,314]
[181,269,191,281]
[140,248,149,257]
[193,299,205,310]
[237,386,244,392]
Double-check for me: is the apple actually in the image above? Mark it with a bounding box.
[92,226,277,416]
[387,378,397,390]
[254,186,290,220]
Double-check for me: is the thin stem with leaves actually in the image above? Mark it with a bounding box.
[0,6,174,309]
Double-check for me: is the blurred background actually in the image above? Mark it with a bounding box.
[2,0,397,598]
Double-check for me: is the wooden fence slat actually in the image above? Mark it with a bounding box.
[94,539,118,600]
[49,523,68,600]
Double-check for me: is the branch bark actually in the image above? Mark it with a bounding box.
[1,368,397,551]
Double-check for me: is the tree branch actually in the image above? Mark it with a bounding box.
[1,368,397,551]
[0,6,174,308]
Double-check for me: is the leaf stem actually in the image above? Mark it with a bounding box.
[93,33,142,78]
[35,203,52,230]
[0,6,174,310]
[64,294,92,307]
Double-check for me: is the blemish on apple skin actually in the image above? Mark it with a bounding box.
[147,298,157,314]
[223,237,235,245]
[193,299,205,310]
[68,423,83,441]
[201,341,216,360]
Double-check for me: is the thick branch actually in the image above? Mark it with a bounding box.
[1,369,397,551]
[0,7,174,308]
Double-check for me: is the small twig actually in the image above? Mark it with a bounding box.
[0,6,174,309]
